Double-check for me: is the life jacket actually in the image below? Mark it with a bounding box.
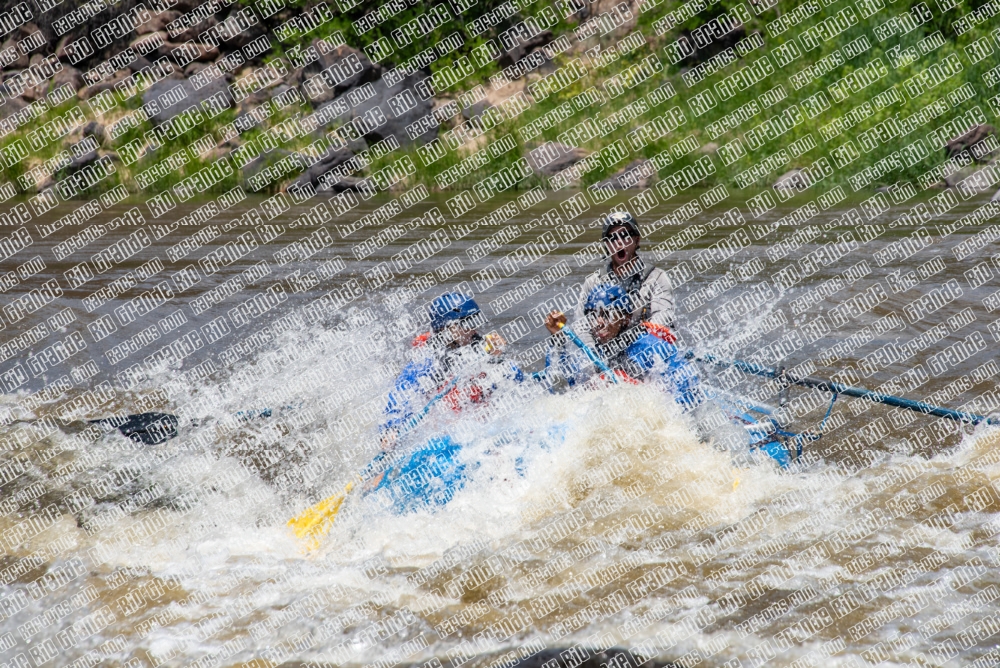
[412,332,433,347]
[597,369,640,385]
[441,373,488,411]
[643,321,677,344]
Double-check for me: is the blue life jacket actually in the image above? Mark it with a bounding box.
[623,333,702,408]
[544,329,701,409]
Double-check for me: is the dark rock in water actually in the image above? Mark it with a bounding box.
[303,42,383,104]
[597,158,656,189]
[946,124,999,162]
[944,166,996,195]
[142,76,234,125]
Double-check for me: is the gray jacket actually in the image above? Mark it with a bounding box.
[571,253,676,351]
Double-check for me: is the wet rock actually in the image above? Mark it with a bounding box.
[284,66,305,89]
[303,42,383,104]
[161,41,219,62]
[19,81,46,101]
[527,142,589,175]
[946,124,999,162]
[270,84,292,99]
[142,76,234,125]
[597,158,656,189]
[132,32,169,56]
[317,71,436,146]
[128,55,156,73]
[172,17,220,44]
[773,168,810,191]
[944,166,977,188]
[320,175,373,193]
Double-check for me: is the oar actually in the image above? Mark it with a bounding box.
[287,375,460,548]
[90,412,180,445]
[688,352,1000,426]
[558,322,619,384]
[89,403,301,445]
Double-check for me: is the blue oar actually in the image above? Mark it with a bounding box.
[558,322,619,384]
[688,351,999,426]
[288,376,459,547]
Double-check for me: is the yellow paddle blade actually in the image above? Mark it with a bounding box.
[287,481,354,549]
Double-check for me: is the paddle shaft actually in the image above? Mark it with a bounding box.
[288,375,460,540]
[558,323,619,384]
[690,352,998,426]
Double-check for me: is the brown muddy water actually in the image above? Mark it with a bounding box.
[1,189,999,668]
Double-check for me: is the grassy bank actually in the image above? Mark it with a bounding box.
[3,0,997,205]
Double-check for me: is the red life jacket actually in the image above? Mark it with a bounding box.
[441,373,488,411]
[600,369,640,385]
[643,322,677,344]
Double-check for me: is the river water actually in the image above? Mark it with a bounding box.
[1,189,999,667]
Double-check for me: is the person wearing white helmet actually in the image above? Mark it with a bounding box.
[379,292,524,448]
[549,211,676,353]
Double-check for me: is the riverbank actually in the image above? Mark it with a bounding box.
[2,0,998,212]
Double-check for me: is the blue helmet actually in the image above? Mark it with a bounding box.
[429,292,481,331]
[584,284,632,315]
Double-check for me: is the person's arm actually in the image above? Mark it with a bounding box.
[571,274,600,352]
[643,268,677,329]
[379,359,436,446]
[543,310,595,390]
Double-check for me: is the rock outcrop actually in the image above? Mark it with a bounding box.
[142,76,234,125]
[946,124,999,162]
[773,169,810,192]
[527,142,589,175]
